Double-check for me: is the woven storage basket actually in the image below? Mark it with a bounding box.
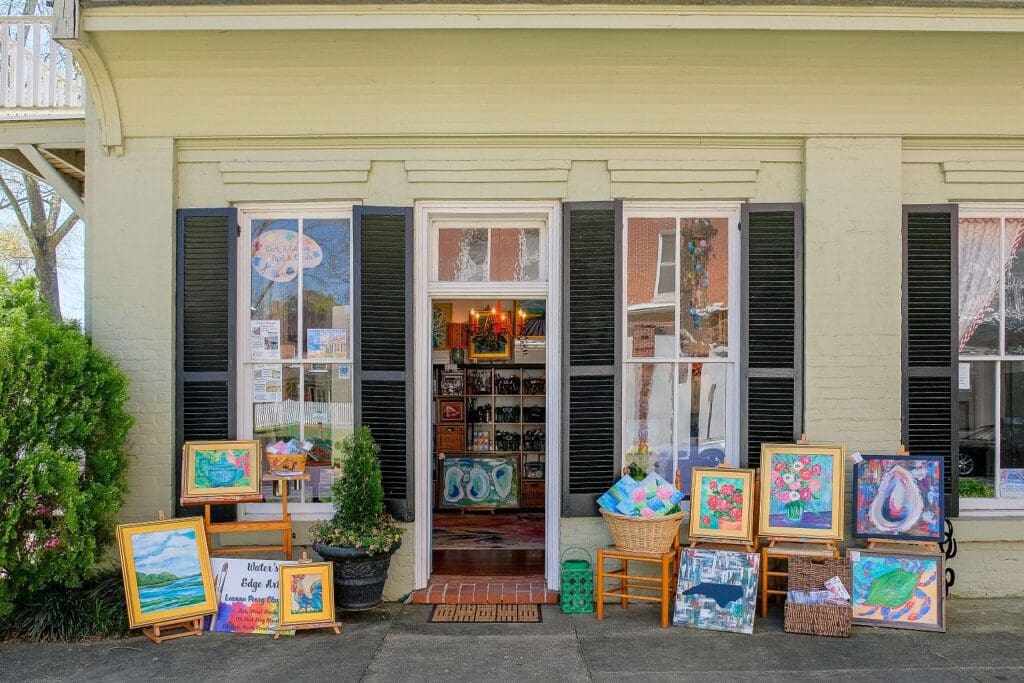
[783,555,852,637]
[600,509,686,554]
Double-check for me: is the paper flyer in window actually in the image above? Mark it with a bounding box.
[250,319,281,360]
[1000,469,1024,498]
[307,328,347,359]
[253,365,283,403]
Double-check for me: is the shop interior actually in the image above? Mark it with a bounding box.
[431,298,546,576]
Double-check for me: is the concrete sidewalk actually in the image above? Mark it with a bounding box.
[3,599,1023,682]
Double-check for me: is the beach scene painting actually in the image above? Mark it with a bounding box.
[759,444,845,540]
[117,517,217,628]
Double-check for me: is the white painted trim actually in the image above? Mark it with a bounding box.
[82,5,1024,34]
[412,200,561,590]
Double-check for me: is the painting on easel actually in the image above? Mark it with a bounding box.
[688,468,756,543]
[278,562,336,629]
[853,455,944,542]
[849,548,946,632]
[758,443,845,540]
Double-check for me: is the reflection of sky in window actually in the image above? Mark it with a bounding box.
[304,220,350,305]
[251,219,298,328]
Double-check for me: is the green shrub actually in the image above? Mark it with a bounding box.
[0,568,129,642]
[309,427,402,555]
[0,275,133,619]
[958,477,995,498]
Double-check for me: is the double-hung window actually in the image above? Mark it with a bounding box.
[238,206,354,518]
[957,205,1024,509]
[622,203,741,494]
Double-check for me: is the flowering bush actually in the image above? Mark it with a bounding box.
[0,275,133,619]
[771,454,824,520]
[699,479,745,528]
[310,427,402,555]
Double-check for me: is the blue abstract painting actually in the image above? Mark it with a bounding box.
[673,548,759,634]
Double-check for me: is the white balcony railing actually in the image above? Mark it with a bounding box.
[0,17,83,116]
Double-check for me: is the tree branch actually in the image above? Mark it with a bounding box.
[0,175,29,229]
[48,211,79,248]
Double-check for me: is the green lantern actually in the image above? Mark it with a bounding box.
[559,547,595,614]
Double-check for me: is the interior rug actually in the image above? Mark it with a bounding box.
[429,604,542,623]
[431,512,545,550]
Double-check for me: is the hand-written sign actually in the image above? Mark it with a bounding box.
[207,558,296,635]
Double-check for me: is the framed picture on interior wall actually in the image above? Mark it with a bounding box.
[853,454,944,542]
[278,561,336,629]
[432,302,452,351]
[688,468,756,544]
[439,399,465,423]
[181,440,264,504]
[515,299,546,339]
[438,370,465,397]
[116,517,218,629]
[758,443,845,540]
[849,548,946,632]
[468,310,512,360]
[439,455,520,508]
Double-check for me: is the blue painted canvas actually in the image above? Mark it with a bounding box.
[673,548,759,634]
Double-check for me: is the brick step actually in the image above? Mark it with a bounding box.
[411,576,558,604]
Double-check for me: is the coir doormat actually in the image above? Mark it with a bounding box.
[429,604,542,623]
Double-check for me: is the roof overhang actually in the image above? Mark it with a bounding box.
[79,2,1024,33]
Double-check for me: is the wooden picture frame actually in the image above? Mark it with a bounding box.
[688,467,756,543]
[514,299,546,340]
[116,517,218,629]
[432,302,452,351]
[278,561,336,628]
[849,548,946,632]
[438,399,465,423]
[181,440,264,505]
[758,443,845,540]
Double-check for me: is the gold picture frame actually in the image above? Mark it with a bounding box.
[116,517,218,629]
[758,443,846,540]
[688,467,757,543]
[180,439,264,505]
[278,562,336,628]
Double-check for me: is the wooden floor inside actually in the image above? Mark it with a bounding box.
[431,548,544,576]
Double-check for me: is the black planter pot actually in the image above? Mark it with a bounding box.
[313,540,400,611]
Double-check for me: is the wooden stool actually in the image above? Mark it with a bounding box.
[596,546,678,628]
[760,542,839,618]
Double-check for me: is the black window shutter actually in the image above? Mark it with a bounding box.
[561,201,621,517]
[175,208,237,521]
[741,203,804,469]
[902,205,958,517]
[354,206,414,522]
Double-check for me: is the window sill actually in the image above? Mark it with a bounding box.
[959,498,1024,516]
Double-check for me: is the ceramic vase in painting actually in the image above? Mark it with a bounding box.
[854,456,943,542]
[767,453,834,530]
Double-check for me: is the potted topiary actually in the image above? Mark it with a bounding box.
[310,426,402,610]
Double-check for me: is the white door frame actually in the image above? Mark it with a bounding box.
[412,201,562,590]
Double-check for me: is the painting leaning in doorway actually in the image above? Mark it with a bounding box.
[116,517,218,628]
[758,444,845,540]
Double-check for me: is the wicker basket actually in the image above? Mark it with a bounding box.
[783,555,852,637]
[600,509,686,554]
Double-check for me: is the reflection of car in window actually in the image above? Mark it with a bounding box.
[959,425,994,476]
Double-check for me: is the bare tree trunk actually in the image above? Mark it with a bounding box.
[33,245,60,319]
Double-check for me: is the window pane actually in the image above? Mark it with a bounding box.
[679,218,729,358]
[254,363,301,503]
[675,363,729,495]
[1001,361,1024,498]
[1004,218,1024,355]
[251,219,299,359]
[626,217,676,358]
[302,219,351,360]
[656,232,676,295]
[623,363,675,482]
[957,361,996,498]
[959,217,1001,356]
[490,227,541,281]
[303,364,354,467]
[437,228,488,281]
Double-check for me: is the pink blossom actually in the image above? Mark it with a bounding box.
[773,476,784,489]
[655,485,674,500]
[721,484,735,496]
[799,488,811,501]
[640,508,655,519]
[788,482,800,491]
[808,479,821,493]
[776,493,789,504]
[631,488,647,503]
[799,455,811,465]
[812,464,822,475]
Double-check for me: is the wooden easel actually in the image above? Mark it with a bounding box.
[688,462,760,554]
[141,510,213,644]
[200,474,309,560]
[274,552,341,639]
[760,434,841,617]
[863,444,942,555]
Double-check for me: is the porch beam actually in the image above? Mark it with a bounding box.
[17,143,85,217]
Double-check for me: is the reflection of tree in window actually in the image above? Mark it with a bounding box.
[679,218,728,358]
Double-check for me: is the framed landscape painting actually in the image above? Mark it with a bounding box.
[854,455,944,542]
[117,517,218,629]
[759,443,845,540]
[849,549,945,632]
[181,440,263,504]
[279,562,335,628]
[688,468,756,543]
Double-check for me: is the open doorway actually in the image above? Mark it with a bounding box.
[430,297,547,577]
